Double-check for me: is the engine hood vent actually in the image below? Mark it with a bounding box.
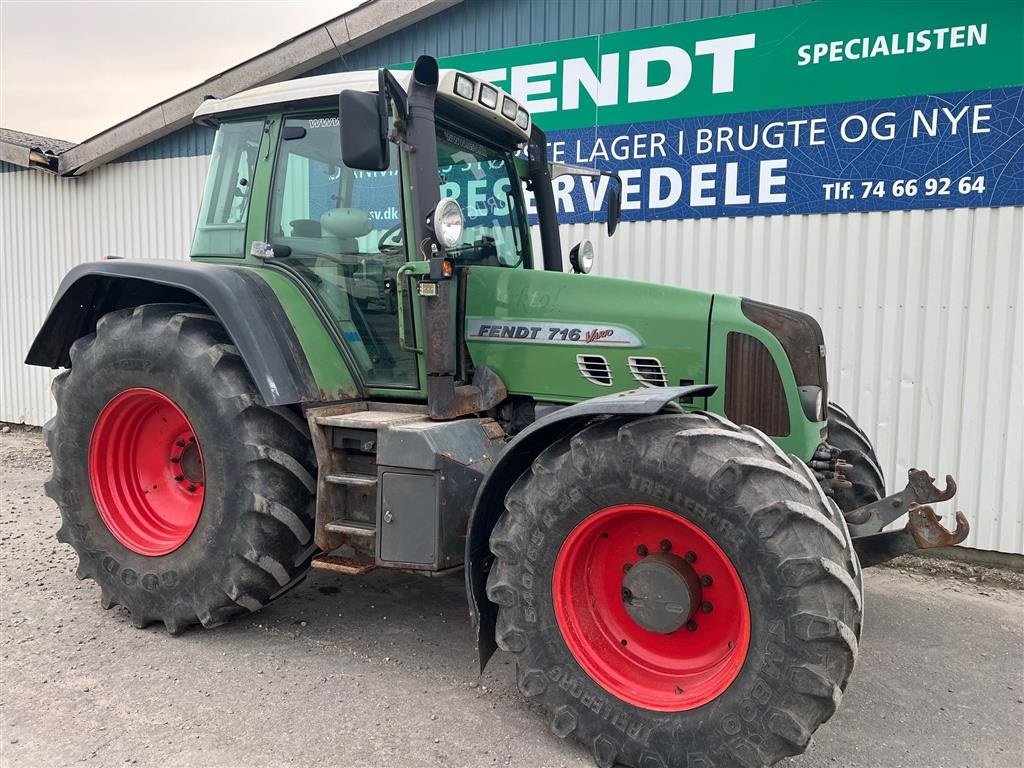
[628,356,668,387]
[576,354,613,386]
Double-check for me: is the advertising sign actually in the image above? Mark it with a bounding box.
[439,0,1024,222]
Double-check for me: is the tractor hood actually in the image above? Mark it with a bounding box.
[463,266,713,404]
[463,265,829,460]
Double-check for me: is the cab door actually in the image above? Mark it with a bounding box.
[264,110,423,395]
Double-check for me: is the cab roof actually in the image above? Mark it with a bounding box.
[192,67,532,143]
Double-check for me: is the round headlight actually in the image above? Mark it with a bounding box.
[432,197,464,249]
[569,240,594,274]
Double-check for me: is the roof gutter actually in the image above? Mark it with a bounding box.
[56,0,462,177]
[0,141,61,173]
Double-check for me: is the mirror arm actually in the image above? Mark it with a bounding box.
[380,69,408,122]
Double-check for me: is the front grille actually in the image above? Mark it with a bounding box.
[576,354,613,386]
[628,356,668,387]
[725,332,790,436]
[741,298,827,419]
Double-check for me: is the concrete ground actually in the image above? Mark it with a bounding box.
[2,427,1022,768]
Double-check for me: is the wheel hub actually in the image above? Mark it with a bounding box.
[622,552,702,633]
[176,439,203,489]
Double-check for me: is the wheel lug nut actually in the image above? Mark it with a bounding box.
[170,456,180,464]
[685,620,698,632]
[188,484,197,493]
[700,601,713,613]
[685,551,697,563]
[623,563,632,574]
[660,539,672,552]
[174,474,184,482]
[701,575,713,587]
[622,588,632,600]
[636,544,648,557]
[176,440,186,447]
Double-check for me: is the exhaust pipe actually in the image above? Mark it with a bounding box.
[404,56,507,419]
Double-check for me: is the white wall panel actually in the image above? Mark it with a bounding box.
[0,156,208,428]
[2,159,1020,553]
[554,207,1023,554]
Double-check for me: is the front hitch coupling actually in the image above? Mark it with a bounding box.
[847,468,969,568]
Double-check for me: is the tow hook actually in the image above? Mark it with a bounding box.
[845,468,956,537]
[847,468,970,568]
[907,504,970,549]
[853,504,970,568]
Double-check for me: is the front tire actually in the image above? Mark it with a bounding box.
[487,413,862,768]
[45,304,317,633]
[827,403,886,514]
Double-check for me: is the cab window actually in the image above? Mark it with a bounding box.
[191,120,263,258]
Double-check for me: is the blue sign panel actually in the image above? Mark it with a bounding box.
[541,87,1024,223]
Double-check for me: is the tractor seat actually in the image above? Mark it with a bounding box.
[321,208,370,254]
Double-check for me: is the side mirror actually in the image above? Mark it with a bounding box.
[548,162,621,237]
[340,89,388,171]
[607,185,621,236]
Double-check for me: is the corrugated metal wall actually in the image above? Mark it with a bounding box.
[0,156,210,425]
[551,206,1024,554]
[4,155,1020,552]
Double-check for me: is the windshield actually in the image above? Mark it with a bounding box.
[436,126,527,268]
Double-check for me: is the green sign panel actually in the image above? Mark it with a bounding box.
[441,0,1024,131]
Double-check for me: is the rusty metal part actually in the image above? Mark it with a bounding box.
[907,504,970,549]
[310,554,376,575]
[808,443,853,494]
[428,365,508,421]
[852,503,970,568]
[845,468,957,537]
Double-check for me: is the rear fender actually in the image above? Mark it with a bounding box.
[464,385,716,670]
[25,259,322,406]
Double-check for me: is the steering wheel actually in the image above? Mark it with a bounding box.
[377,223,404,253]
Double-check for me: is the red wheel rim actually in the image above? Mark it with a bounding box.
[552,504,750,711]
[88,388,205,556]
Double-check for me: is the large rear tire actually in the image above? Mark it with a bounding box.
[827,403,886,514]
[487,412,862,768]
[45,304,317,633]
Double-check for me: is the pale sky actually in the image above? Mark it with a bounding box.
[0,0,361,142]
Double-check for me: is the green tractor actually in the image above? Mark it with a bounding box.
[28,56,968,767]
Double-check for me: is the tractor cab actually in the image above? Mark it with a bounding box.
[190,59,566,409]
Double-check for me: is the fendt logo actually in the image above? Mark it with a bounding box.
[471,33,757,115]
[466,319,642,348]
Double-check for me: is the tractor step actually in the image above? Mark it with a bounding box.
[311,554,375,575]
[325,472,378,488]
[307,404,430,554]
[323,521,375,537]
[315,411,426,430]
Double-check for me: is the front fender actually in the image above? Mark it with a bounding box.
[25,259,320,406]
[464,385,716,670]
